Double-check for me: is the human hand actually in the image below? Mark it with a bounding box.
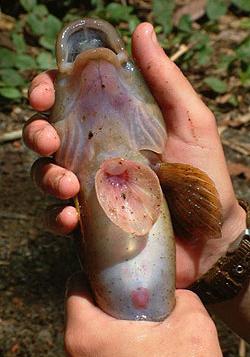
[63,273,222,357]
[23,23,246,287]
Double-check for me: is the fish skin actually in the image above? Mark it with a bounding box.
[50,18,176,321]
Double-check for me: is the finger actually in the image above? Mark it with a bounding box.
[44,205,79,235]
[170,289,208,318]
[23,115,60,156]
[32,158,80,199]
[65,272,111,326]
[132,23,217,141]
[29,70,57,111]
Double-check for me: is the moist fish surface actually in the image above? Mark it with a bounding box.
[50,18,222,321]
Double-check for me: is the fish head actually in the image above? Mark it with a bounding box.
[56,18,136,92]
[52,18,167,159]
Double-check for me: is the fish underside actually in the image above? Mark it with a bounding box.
[50,18,222,321]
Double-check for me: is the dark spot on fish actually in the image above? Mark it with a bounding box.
[101,83,105,88]
[122,205,125,209]
[88,131,94,139]
[147,64,151,70]
[121,192,126,200]
[82,114,86,121]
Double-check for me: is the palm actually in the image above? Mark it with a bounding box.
[164,132,238,287]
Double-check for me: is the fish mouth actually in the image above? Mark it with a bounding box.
[56,18,129,73]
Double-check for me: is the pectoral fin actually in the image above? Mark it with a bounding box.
[95,158,162,236]
[157,163,222,242]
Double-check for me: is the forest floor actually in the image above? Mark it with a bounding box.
[0,1,250,356]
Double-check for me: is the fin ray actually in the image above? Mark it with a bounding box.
[157,162,222,242]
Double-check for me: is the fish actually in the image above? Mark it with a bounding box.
[50,18,222,321]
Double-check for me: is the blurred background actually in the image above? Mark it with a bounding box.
[0,0,249,356]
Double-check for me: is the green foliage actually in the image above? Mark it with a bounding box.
[105,3,133,22]
[1,0,250,102]
[204,77,227,93]
[152,0,175,34]
[36,52,56,69]
[206,0,228,21]
[91,0,104,12]
[0,49,16,68]
[236,37,250,62]
[15,55,37,70]
[39,15,62,50]
[217,54,236,71]
[0,69,25,87]
[0,87,22,99]
[232,0,250,12]
[177,15,192,33]
[239,18,250,29]
[239,65,250,87]
[0,2,63,101]
[20,0,37,12]
[11,33,26,53]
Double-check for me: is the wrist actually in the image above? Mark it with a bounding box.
[222,200,247,245]
[198,199,247,277]
[189,199,250,305]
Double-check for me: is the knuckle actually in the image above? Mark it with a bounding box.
[64,330,92,357]
[64,330,84,357]
[182,309,218,347]
[193,309,215,330]
[203,107,217,128]
[31,158,53,181]
[64,326,108,357]
[177,289,202,305]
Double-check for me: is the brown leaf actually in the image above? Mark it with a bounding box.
[173,0,206,25]
[10,343,20,354]
[0,12,15,31]
[222,139,250,156]
[227,162,250,180]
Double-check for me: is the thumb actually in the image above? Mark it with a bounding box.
[132,23,215,139]
[65,272,114,330]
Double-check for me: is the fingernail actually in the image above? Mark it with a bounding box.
[151,28,158,45]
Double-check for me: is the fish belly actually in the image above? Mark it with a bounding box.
[89,198,175,321]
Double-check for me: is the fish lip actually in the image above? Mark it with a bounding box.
[64,48,127,75]
[56,18,128,73]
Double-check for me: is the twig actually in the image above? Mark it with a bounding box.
[170,44,190,62]
[0,212,31,220]
[0,129,22,144]
[231,112,250,127]
[222,139,250,156]
[239,338,246,357]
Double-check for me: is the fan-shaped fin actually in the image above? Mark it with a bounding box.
[95,158,163,236]
[157,162,223,242]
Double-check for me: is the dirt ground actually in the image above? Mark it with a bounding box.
[1,5,250,357]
